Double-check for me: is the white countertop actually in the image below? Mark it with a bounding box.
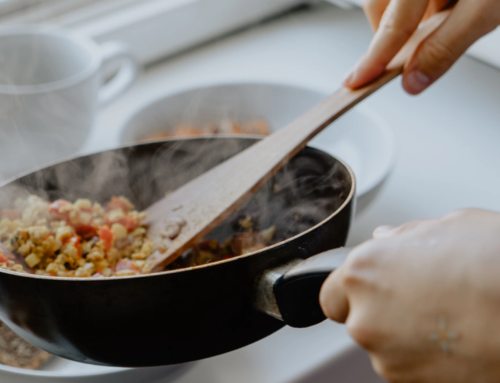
[79,3,500,383]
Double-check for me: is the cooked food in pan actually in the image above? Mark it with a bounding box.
[0,195,278,277]
[0,196,154,277]
[146,119,270,140]
[0,138,354,367]
[0,320,52,369]
[0,138,350,279]
[167,220,277,270]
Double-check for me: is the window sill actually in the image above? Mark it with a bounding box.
[65,0,311,65]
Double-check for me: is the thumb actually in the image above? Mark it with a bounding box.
[319,265,350,323]
[403,1,500,94]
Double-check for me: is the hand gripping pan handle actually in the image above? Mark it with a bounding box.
[254,247,351,328]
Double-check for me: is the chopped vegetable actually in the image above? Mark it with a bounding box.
[98,226,114,253]
[0,253,8,264]
[0,192,280,278]
[0,196,152,277]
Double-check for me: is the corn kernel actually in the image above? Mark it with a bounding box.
[111,223,127,240]
[107,209,125,222]
[74,199,92,210]
[56,226,73,242]
[25,253,41,268]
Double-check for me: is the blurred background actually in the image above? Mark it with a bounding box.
[0,1,499,383]
[0,0,496,67]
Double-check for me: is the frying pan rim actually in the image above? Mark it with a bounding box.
[0,136,356,281]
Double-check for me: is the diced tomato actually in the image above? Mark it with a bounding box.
[73,223,97,238]
[50,199,71,220]
[106,197,132,213]
[115,259,140,272]
[0,253,8,263]
[105,216,138,232]
[98,226,114,252]
[1,209,19,220]
[118,216,138,232]
[64,235,82,258]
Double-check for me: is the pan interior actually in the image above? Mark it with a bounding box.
[0,137,352,272]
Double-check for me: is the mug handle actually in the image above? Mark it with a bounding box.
[98,41,138,107]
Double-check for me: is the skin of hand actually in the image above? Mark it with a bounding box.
[320,209,500,383]
[344,0,500,94]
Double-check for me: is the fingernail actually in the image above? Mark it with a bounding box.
[373,225,397,239]
[405,70,431,94]
[343,57,364,87]
[343,69,355,86]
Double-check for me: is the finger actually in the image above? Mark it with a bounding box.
[403,0,500,94]
[390,219,427,234]
[344,0,430,89]
[363,0,391,31]
[440,208,488,222]
[440,209,470,221]
[320,267,350,323]
[372,225,397,239]
[423,0,456,20]
[373,220,427,239]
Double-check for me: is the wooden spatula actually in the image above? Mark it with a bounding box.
[144,11,450,271]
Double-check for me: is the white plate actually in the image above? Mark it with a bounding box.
[0,357,188,383]
[120,82,396,212]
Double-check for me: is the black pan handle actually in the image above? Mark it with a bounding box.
[254,247,351,328]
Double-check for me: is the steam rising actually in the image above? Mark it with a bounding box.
[0,28,96,181]
[0,137,351,265]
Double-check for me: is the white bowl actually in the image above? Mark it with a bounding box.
[120,82,396,212]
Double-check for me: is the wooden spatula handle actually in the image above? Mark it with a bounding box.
[145,11,450,271]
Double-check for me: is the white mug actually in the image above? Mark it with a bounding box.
[0,25,138,180]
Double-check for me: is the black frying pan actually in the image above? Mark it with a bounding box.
[0,137,355,367]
